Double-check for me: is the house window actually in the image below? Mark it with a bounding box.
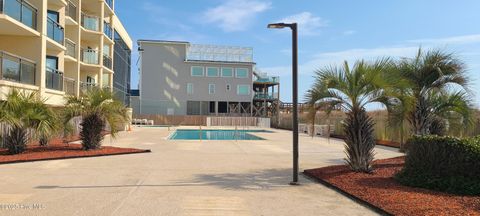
[209,84,215,94]
[187,83,193,95]
[207,67,219,77]
[221,67,233,77]
[191,66,204,77]
[237,85,250,95]
[236,68,248,78]
[226,84,231,91]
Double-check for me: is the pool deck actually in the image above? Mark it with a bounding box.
[0,126,402,216]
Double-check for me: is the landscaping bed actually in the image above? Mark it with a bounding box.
[330,134,401,148]
[0,138,150,165]
[304,157,480,216]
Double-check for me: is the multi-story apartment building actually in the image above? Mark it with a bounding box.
[134,40,280,117]
[0,0,132,106]
[113,29,131,105]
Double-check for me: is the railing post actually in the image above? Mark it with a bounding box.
[20,0,23,25]
[0,52,2,80]
[18,58,23,83]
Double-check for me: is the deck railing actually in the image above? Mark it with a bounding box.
[65,38,76,58]
[63,77,76,95]
[65,0,77,22]
[0,0,37,30]
[254,92,279,100]
[255,76,279,84]
[104,21,113,39]
[80,81,98,93]
[45,67,64,91]
[47,16,64,45]
[81,12,99,31]
[81,48,99,65]
[0,51,36,85]
[187,44,253,63]
[103,54,112,69]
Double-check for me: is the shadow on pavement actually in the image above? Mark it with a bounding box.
[177,168,312,191]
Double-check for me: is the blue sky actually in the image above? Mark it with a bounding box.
[115,0,480,107]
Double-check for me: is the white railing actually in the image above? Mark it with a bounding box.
[187,44,253,63]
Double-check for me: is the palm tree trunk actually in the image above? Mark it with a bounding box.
[399,121,405,152]
[343,107,376,173]
[80,113,105,150]
[411,96,432,135]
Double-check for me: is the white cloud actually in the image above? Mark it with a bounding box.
[261,33,480,78]
[408,34,480,45]
[203,0,271,32]
[277,12,328,36]
[262,46,418,78]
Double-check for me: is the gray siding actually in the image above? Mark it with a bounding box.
[139,42,254,115]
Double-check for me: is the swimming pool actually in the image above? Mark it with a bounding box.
[169,129,268,140]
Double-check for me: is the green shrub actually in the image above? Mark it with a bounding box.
[396,135,480,195]
[4,126,28,155]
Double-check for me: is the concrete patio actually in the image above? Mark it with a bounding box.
[0,127,402,216]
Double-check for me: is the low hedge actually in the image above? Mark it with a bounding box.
[396,135,480,195]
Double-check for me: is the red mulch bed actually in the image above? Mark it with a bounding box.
[376,140,401,148]
[0,137,150,165]
[304,157,480,216]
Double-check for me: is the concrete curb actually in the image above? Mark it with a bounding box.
[0,149,152,166]
[302,171,392,216]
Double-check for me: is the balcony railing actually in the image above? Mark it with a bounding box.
[0,51,35,85]
[255,72,280,84]
[103,21,113,39]
[47,17,64,45]
[103,54,112,69]
[187,44,253,63]
[81,12,99,31]
[63,77,76,95]
[65,0,77,22]
[80,81,98,93]
[254,92,279,100]
[0,0,37,30]
[104,0,113,9]
[45,67,64,91]
[81,48,99,65]
[255,76,279,84]
[65,38,76,58]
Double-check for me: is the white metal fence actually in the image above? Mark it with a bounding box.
[0,117,83,148]
[207,117,270,128]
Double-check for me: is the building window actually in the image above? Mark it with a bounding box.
[226,84,231,91]
[209,84,215,94]
[236,68,248,78]
[207,67,219,77]
[191,66,204,77]
[237,85,250,95]
[221,67,233,77]
[187,83,193,95]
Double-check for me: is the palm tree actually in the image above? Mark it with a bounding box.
[306,59,393,173]
[0,90,57,154]
[306,102,336,138]
[63,88,128,150]
[388,49,473,136]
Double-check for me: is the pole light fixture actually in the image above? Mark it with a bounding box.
[268,22,299,185]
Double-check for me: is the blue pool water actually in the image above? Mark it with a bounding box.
[169,129,268,140]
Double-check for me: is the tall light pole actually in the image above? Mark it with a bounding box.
[267,22,299,185]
